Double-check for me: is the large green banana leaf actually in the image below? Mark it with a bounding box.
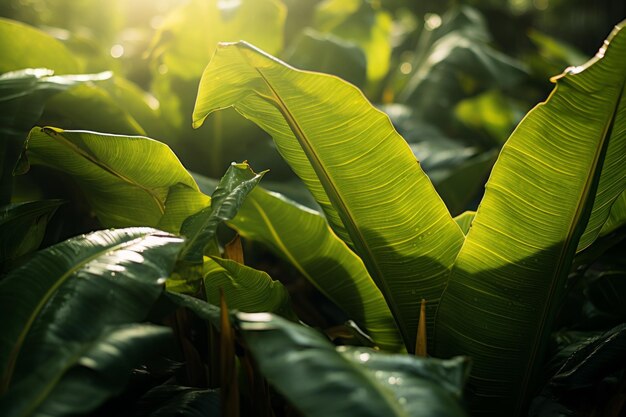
[228,186,403,351]
[15,127,210,233]
[193,41,465,350]
[235,312,470,417]
[0,227,184,416]
[434,20,626,417]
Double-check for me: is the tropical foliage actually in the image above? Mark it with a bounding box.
[0,1,625,417]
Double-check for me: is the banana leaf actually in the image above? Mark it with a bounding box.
[0,227,184,416]
[203,257,296,320]
[0,199,63,268]
[15,127,210,233]
[235,312,470,417]
[228,186,403,351]
[0,69,106,203]
[434,20,626,417]
[178,162,264,264]
[42,82,146,136]
[600,189,626,236]
[453,211,475,235]
[193,41,465,350]
[551,323,626,390]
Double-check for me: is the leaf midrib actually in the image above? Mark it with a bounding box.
[246,59,410,347]
[40,128,166,214]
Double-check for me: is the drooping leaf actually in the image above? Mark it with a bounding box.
[235,312,470,417]
[226,185,403,351]
[163,291,221,330]
[193,41,465,351]
[0,18,80,74]
[0,199,63,267]
[0,227,184,415]
[204,257,296,320]
[15,127,209,232]
[7,324,173,417]
[434,20,626,417]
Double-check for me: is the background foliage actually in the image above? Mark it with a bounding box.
[0,1,625,417]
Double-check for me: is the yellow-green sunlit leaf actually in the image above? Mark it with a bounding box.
[193,42,465,350]
[16,127,209,233]
[435,20,626,417]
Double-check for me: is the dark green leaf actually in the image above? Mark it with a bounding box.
[236,312,470,417]
[0,199,63,267]
[551,324,626,390]
[163,291,221,330]
[0,69,105,203]
[284,29,367,87]
[10,325,173,417]
[135,385,220,417]
[179,162,265,265]
[0,227,184,416]
[399,6,526,126]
